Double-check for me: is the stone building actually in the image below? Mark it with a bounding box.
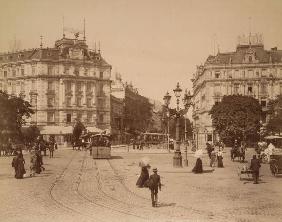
[110,73,162,144]
[192,34,282,148]
[0,34,111,143]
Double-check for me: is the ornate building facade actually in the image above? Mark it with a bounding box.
[192,34,282,148]
[0,34,111,141]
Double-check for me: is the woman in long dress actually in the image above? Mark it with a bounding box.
[12,153,26,179]
[136,165,150,187]
[192,158,203,174]
[217,149,224,168]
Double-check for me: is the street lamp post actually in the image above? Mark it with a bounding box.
[163,83,192,167]
[163,92,171,153]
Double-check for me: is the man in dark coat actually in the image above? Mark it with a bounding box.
[250,155,261,184]
[148,168,161,207]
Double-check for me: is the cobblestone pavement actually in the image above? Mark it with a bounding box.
[0,146,282,222]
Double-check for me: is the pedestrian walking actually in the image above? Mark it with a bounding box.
[217,148,224,168]
[48,136,56,158]
[12,152,26,179]
[210,150,217,167]
[250,155,261,184]
[206,143,213,159]
[136,164,150,188]
[30,150,37,177]
[148,168,161,207]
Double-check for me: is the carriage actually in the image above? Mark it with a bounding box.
[231,145,246,162]
[237,165,253,180]
[269,153,282,176]
[90,134,111,159]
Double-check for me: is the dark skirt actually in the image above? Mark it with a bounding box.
[15,160,26,179]
[192,158,203,174]
[217,156,224,168]
[136,167,149,187]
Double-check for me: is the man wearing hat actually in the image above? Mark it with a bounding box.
[148,168,161,207]
[250,154,261,184]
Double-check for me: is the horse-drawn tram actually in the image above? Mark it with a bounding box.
[90,134,111,159]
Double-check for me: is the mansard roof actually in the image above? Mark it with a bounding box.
[0,38,111,68]
[205,44,282,65]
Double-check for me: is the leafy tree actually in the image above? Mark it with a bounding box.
[20,125,40,144]
[266,95,282,135]
[209,95,261,145]
[72,119,85,142]
[0,91,34,142]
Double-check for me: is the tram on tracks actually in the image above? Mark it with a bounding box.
[90,134,111,159]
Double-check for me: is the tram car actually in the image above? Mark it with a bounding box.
[90,134,111,159]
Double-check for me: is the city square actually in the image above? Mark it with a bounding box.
[1,145,282,222]
[1,0,282,222]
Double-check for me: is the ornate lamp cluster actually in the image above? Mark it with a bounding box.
[163,82,193,167]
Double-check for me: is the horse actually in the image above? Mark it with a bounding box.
[231,145,246,162]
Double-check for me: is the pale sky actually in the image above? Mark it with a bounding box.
[1,0,282,106]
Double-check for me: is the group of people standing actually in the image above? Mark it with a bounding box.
[136,164,161,207]
[11,135,57,179]
[11,149,44,179]
[207,143,224,168]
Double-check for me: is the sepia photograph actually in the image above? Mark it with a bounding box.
[0,0,282,221]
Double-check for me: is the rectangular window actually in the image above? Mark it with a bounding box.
[32,66,36,75]
[227,70,232,78]
[215,71,220,79]
[64,66,69,74]
[261,100,266,107]
[21,68,24,76]
[48,81,55,90]
[77,113,82,121]
[31,80,36,90]
[261,83,267,95]
[84,68,88,76]
[86,98,92,107]
[47,97,55,107]
[98,113,104,123]
[11,83,16,94]
[66,114,72,123]
[76,97,82,106]
[48,66,53,75]
[76,82,81,91]
[12,69,16,77]
[65,81,72,92]
[262,69,267,77]
[87,112,92,123]
[20,82,25,92]
[47,112,55,123]
[4,71,7,78]
[234,70,239,78]
[86,82,92,93]
[234,84,239,94]
[248,70,253,78]
[100,71,103,79]
[207,134,212,142]
[248,86,253,93]
[66,97,71,107]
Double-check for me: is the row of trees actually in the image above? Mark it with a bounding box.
[209,94,282,146]
[0,91,40,144]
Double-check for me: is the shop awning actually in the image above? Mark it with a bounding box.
[40,125,73,135]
